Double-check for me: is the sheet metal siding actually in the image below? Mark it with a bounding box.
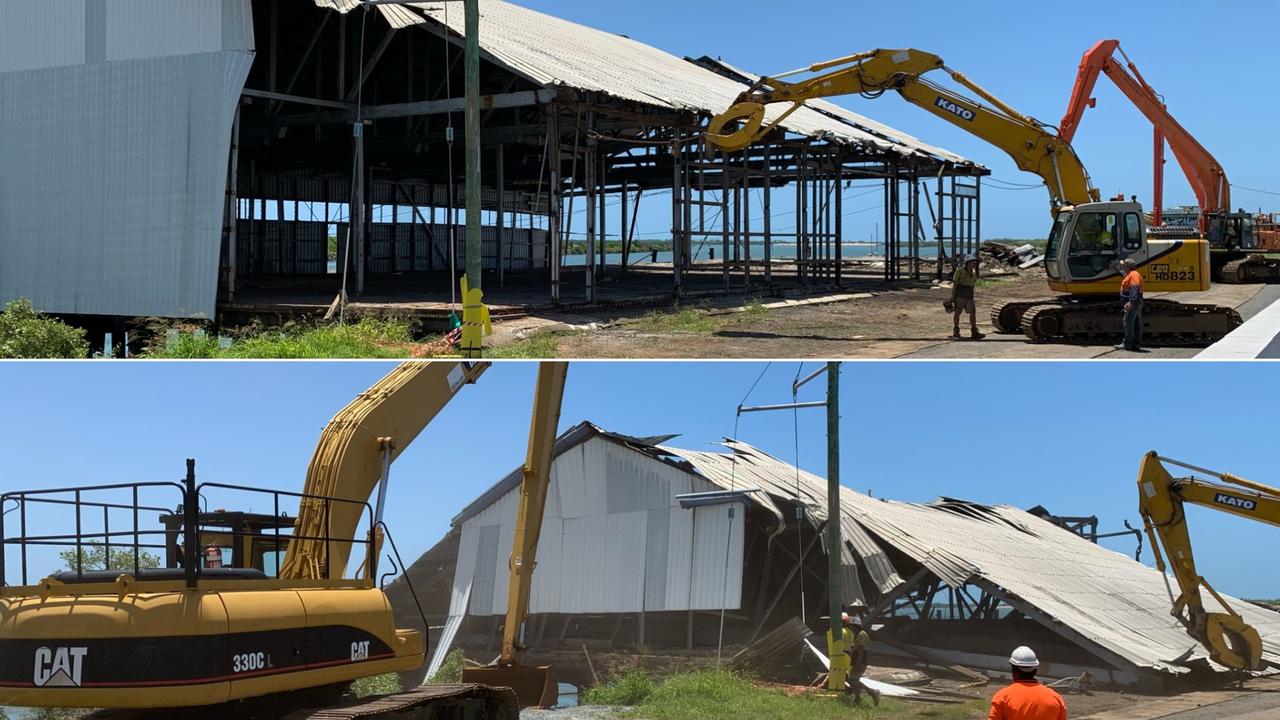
[0,0,86,72]
[0,0,253,318]
[453,435,743,616]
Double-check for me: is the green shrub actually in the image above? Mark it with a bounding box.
[428,649,466,684]
[582,668,657,706]
[0,298,89,358]
[143,318,417,359]
[351,672,402,699]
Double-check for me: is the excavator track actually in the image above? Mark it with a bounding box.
[990,299,1063,334]
[1218,256,1280,284]
[84,684,519,720]
[282,684,519,720]
[1019,298,1241,345]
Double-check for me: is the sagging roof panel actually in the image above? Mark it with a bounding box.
[663,439,1280,677]
[328,0,980,166]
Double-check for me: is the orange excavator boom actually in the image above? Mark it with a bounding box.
[1061,39,1229,230]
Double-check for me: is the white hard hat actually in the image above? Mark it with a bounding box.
[1009,646,1040,669]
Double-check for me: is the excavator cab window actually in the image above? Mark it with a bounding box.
[1067,211,1120,278]
[1123,213,1143,251]
[1045,212,1071,279]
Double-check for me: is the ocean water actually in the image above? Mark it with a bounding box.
[324,241,944,272]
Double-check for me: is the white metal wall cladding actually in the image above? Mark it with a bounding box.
[452,436,742,616]
[0,0,254,318]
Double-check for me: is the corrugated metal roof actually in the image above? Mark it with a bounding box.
[315,0,978,166]
[662,439,1280,676]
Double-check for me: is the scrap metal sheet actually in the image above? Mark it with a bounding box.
[665,440,1280,676]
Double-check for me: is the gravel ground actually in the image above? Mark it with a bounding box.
[519,706,623,720]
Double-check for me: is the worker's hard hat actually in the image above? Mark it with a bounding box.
[1009,646,1040,669]
[841,612,851,624]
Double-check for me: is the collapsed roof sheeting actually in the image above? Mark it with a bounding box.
[663,440,1280,677]
[317,0,980,167]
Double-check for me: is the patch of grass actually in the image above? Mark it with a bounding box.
[351,672,402,699]
[582,670,935,720]
[743,298,771,317]
[0,298,90,358]
[583,668,658,706]
[485,332,564,358]
[428,649,466,684]
[630,307,717,334]
[142,318,419,359]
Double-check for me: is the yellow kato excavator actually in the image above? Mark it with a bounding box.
[0,361,568,717]
[1137,452,1278,671]
[706,48,1241,344]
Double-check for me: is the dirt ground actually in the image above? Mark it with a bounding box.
[488,266,1279,360]
[519,676,1280,720]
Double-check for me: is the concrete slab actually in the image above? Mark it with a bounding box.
[1198,285,1280,359]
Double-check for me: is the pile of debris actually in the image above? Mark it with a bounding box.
[981,240,1044,268]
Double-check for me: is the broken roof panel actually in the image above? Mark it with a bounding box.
[664,440,1280,677]
[338,0,981,167]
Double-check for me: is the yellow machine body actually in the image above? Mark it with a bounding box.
[0,579,421,709]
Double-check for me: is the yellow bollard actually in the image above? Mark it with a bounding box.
[459,276,492,358]
[826,627,850,692]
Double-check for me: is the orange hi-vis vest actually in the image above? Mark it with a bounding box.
[987,680,1067,720]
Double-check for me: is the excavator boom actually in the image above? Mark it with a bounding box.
[1137,452,1278,670]
[281,362,489,580]
[707,47,1098,211]
[1061,40,1230,222]
[463,362,570,708]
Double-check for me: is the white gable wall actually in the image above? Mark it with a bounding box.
[452,436,744,616]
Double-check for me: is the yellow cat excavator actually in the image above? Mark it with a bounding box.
[0,361,568,716]
[706,48,1241,344]
[1137,452,1279,671]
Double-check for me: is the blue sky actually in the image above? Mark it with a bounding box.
[1,360,1276,598]
[516,0,1280,240]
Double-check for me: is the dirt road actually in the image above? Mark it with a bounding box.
[497,269,1278,359]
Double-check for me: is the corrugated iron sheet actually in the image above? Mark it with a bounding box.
[663,440,1280,676]
[311,0,978,166]
[0,0,253,318]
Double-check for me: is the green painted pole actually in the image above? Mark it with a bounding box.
[464,0,481,290]
[827,361,842,642]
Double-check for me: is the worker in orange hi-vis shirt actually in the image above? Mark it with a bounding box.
[1116,258,1145,352]
[987,646,1067,720]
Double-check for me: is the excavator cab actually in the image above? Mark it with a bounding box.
[1045,200,1210,294]
[159,509,294,574]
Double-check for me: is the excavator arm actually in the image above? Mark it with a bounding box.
[707,48,1099,211]
[1137,452,1278,670]
[1061,40,1229,227]
[280,362,490,580]
[463,363,568,707]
